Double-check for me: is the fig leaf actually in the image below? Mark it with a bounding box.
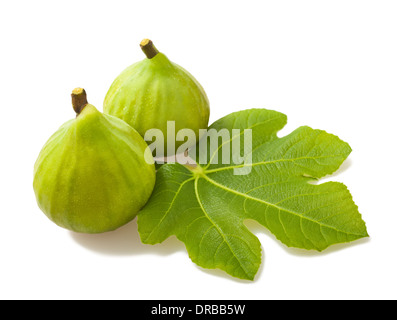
[137,109,368,280]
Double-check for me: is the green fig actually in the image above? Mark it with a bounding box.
[33,88,156,233]
[103,39,210,157]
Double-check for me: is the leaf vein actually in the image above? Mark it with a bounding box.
[194,177,252,278]
[143,177,195,242]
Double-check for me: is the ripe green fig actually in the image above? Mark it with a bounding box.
[103,39,210,157]
[33,88,156,233]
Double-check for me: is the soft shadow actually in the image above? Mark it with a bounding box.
[329,157,353,178]
[306,158,353,185]
[282,236,370,257]
[70,218,185,256]
[243,219,370,257]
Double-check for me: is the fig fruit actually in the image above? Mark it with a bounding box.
[103,39,210,157]
[33,88,156,233]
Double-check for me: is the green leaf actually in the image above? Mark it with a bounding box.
[137,109,368,280]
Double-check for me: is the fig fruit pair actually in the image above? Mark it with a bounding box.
[33,40,210,233]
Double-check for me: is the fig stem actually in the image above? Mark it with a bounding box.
[71,88,88,115]
[140,39,159,59]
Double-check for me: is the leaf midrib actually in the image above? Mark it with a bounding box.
[142,176,195,242]
[204,114,285,170]
[204,154,343,174]
[200,173,362,237]
[193,177,254,279]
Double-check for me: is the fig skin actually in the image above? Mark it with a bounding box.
[33,89,156,233]
[103,39,210,157]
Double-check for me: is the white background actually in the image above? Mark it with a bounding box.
[1,0,396,300]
